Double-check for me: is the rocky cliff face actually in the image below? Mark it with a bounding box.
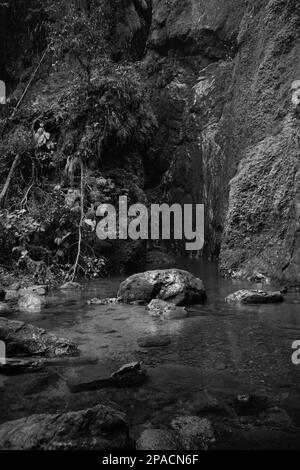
[145,0,300,284]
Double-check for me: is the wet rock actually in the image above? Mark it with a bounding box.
[0,317,79,357]
[225,290,284,304]
[0,404,129,450]
[0,302,9,313]
[18,293,46,311]
[136,429,181,451]
[171,416,215,450]
[9,282,20,291]
[118,269,207,306]
[68,362,147,393]
[19,285,48,296]
[0,358,43,375]
[60,281,83,290]
[88,297,121,305]
[260,407,293,428]
[147,299,188,319]
[247,272,271,284]
[5,289,20,301]
[137,335,171,348]
[234,394,269,416]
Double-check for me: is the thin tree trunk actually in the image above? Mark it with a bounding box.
[70,159,84,281]
[0,154,19,207]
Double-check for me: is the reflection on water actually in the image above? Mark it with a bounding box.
[1,258,300,449]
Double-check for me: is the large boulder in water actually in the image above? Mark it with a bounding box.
[18,293,46,311]
[0,404,129,450]
[225,289,284,304]
[118,269,207,306]
[0,317,78,357]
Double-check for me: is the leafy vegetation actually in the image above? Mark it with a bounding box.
[0,0,156,284]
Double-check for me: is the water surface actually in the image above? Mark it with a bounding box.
[1,259,300,449]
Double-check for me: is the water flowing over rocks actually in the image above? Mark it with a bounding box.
[0,317,79,358]
[225,290,284,304]
[0,405,129,450]
[118,269,207,306]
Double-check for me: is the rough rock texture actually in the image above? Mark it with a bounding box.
[171,416,215,450]
[136,428,181,450]
[0,317,79,357]
[68,362,148,393]
[147,298,188,319]
[137,416,215,450]
[18,293,46,311]
[0,404,129,450]
[118,269,207,305]
[225,289,284,304]
[146,0,300,284]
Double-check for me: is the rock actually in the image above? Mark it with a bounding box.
[225,290,284,304]
[0,302,9,313]
[0,404,129,450]
[233,394,269,416]
[88,297,121,305]
[137,335,171,348]
[68,362,148,393]
[0,317,79,357]
[18,293,46,311]
[60,281,83,290]
[9,282,20,290]
[136,429,181,451]
[0,358,43,375]
[171,416,215,450]
[5,289,20,301]
[19,285,47,296]
[118,269,207,306]
[147,299,188,319]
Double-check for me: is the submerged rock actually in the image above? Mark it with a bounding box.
[225,289,284,304]
[147,299,188,319]
[18,293,46,311]
[0,358,43,375]
[88,297,121,305]
[0,317,79,357]
[0,404,129,450]
[171,416,215,450]
[118,269,207,306]
[137,429,181,451]
[60,281,83,290]
[68,362,148,393]
[137,335,171,348]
